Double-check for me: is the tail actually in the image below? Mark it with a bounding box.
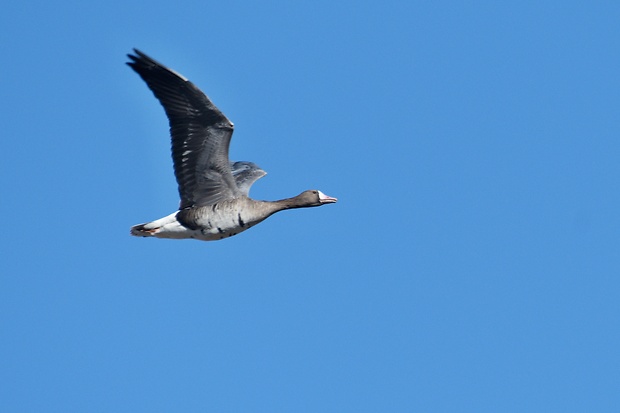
[130,223,158,237]
[130,212,179,238]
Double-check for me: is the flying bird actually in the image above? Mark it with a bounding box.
[127,49,337,241]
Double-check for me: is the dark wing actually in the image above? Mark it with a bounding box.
[127,49,241,209]
[230,161,267,196]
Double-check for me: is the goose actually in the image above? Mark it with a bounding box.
[127,49,337,241]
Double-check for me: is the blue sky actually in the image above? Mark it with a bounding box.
[2,1,620,411]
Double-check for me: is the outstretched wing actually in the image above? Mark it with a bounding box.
[127,49,241,209]
[230,161,267,196]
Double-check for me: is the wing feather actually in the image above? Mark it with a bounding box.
[127,49,241,208]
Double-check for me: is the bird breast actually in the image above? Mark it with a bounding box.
[176,199,271,241]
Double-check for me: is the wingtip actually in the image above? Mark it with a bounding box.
[132,48,146,58]
[126,48,151,65]
[126,49,190,82]
[126,49,140,65]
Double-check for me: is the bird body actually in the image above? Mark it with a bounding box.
[131,197,266,241]
[131,191,333,241]
[127,49,336,241]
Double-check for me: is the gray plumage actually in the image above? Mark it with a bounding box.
[127,49,336,241]
[230,161,266,196]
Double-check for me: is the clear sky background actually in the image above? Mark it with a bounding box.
[2,1,619,412]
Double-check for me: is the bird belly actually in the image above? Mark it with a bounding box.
[190,210,259,241]
[136,206,263,241]
[148,215,248,241]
